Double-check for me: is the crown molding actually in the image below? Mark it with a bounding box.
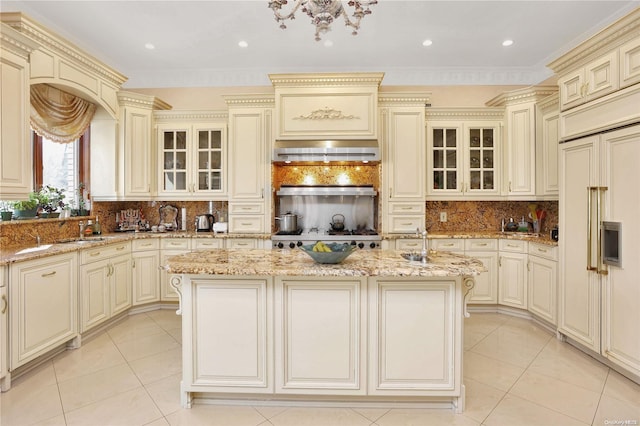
[537,93,560,114]
[153,110,228,122]
[547,7,640,75]
[269,72,385,88]
[223,94,275,108]
[1,22,39,59]
[378,92,431,107]
[117,91,172,111]
[426,107,505,122]
[485,85,558,107]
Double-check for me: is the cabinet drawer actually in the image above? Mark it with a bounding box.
[229,203,264,214]
[395,239,424,251]
[229,216,264,233]
[431,239,464,252]
[499,239,527,253]
[226,239,258,249]
[387,215,424,233]
[193,239,224,250]
[464,239,497,251]
[132,239,160,251]
[81,242,132,264]
[161,238,191,250]
[528,242,558,261]
[389,202,424,214]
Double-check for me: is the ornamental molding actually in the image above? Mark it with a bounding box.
[537,93,560,114]
[117,91,172,111]
[0,23,39,59]
[223,94,275,108]
[1,12,128,87]
[269,72,384,88]
[485,86,558,107]
[154,110,228,122]
[426,107,505,121]
[292,107,359,120]
[378,92,431,107]
[547,8,640,74]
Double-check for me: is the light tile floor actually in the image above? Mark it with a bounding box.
[1,310,639,426]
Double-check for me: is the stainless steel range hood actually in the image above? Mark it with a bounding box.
[273,140,379,163]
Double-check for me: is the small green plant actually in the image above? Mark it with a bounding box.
[38,185,66,213]
[12,192,39,210]
[0,200,11,212]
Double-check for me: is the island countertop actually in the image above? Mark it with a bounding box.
[165,248,486,277]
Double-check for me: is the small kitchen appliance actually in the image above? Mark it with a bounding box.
[195,214,215,232]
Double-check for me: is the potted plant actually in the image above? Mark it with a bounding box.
[37,185,66,218]
[70,182,89,216]
[11,192,39,219]
[0,201,13,221]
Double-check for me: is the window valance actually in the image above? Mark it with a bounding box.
[30,84,97,143]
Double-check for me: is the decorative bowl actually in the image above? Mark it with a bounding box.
[299,242,357,264]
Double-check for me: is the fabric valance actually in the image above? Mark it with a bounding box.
[30,84,96,143]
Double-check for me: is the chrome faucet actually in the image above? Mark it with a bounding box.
[79,221,85,240]
[416,227,428,263]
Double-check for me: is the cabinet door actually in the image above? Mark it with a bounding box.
[11,253,78,368]
[226,238,259,249]
[187,278,272,392]
[466,251,498,304]
[132,251,160,305]
[619,35,640,88]
[506,103,536,196]
[193,126,226,195]
[585,51,619,101]
[0,267,7,384]
[275,278,365,394]
[537,107,560,196]
[369,279,457,395]
[558,136,601,352]
[228,109,265,199]
[428,125,461,195]
[498,252,527,309]
[0,50,32,199]
[80,259,110,333]
[465,124,500,196]
[558,68,586,110]
[158,127,190,196]
[528,255,557,325]
[124,106,153,198]
[386,107,425,200]
[110,254,132,316]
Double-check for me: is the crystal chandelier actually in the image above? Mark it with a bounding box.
[268,0,377,41]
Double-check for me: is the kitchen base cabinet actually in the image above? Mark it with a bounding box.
[79,243,132,333]
[10,253,78,370]
[161,238,191,301]
[275,277,366,395]
[527,243,558,325]
[0,266,7,391]
[132,239,160,305]
[498,240,527,309]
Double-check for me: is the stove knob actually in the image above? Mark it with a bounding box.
[350,240,357,246]
[358,242,365,249]
[296,241,303,247]
[277,242,284,249]
[289,242,296,249]
[369,242,377,249]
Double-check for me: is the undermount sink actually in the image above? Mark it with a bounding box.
[16,244,53,254]
[401,252,428,263]
[57,236,110,244]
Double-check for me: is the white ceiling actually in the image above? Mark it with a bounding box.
[3,0,639,88]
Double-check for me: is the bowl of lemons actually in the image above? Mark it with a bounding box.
[299,241,357,264]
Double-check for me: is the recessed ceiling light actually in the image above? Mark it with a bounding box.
[422,39,433,47]
[238,40,248,48]
[324,40,333,48]
[144,43,155,50]
[502,39,514,47]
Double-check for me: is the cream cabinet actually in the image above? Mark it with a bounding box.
[536,94,560,197]
[504,102,536,196]
[619,35,640,88]
[275,277,366,394]
[380,95,427,233]
[226,100,273,233]
[527,243,557,325]
[132,239,160,305]
[465,239,499,304]
[10,252,78,369]
[0,24,37,200]
[426,109,503,200]
[183,277,273,393]
[156,120,227,200]
[160,238,191,301]
[558,51,619,111]
[192,238,224,250]
[79,242,132,333]
[368,278,459,395]
[0,266,7,391]
[498,239,527,309]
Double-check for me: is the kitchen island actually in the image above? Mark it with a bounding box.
[166,248,485,412]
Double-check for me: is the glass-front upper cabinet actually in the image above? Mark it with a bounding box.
[427,120,501,198]
[157,123,226,199]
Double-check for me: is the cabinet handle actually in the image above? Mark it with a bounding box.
[389,187,393,198]
[443,243,454,247]
[241,223,252,226]
[170,242,181,246]
[537,247,548,253]
[509,181,512,192]
[132,260,136,268]
[507,244,518,248]
[405,243,419,247]
[596,186,608,276]
[1,295,7,314]
[401,222,412,226]
[90,251,101,257]
[477,243,488,247]
[116,246,126,251]
[41,271,57,277]
[499,256,502,267]
[587,187,597,272]
[527,260,531,271]
[141,243,153,247]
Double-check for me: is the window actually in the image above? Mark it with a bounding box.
[33,129,90,202]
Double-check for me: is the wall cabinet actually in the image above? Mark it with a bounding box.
[275,277,365,394]
[132,239,160,305]
[426,109,504,200]
[498,239,527,309]
[379,95,428,233]
[527,243,558,325]
[79,242,132,333]
[10,252,78,369]
[558,52,619,111]
[619,35,640,88]
[156,120,227,200]
[0,25,37,200]
[536,94,560,197]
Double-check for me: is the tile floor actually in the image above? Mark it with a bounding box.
[1,310,639,426]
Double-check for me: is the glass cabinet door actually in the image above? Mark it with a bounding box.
[468,127,495,191]
[431,127,459,192]
[196,129,223,191]
[161,130,188,192]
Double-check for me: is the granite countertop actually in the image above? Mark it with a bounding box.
[165,248,486,278]
[385,231,558,246]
